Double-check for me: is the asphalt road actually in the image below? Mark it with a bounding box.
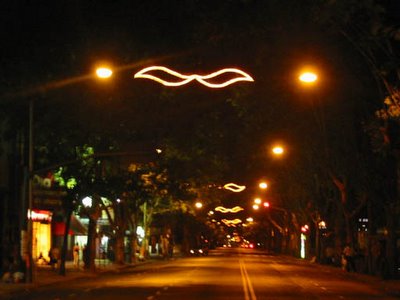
[12,248,398,300]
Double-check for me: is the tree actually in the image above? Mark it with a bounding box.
[312,0,400,277]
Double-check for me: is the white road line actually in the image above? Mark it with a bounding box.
[239,259,257,300]
[240,260,250,300]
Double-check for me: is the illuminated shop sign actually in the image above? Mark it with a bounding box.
[30,210,52,222]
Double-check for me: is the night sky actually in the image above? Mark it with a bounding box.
[1,1,331,87]
[1,0,398,187]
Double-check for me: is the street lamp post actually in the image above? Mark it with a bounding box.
[252,199,290,253]
[25,98,34,283]
[24,66,113,282]
[298,69,328,261]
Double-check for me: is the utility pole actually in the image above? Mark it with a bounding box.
[25,98,34,283]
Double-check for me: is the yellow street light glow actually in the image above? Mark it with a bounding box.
[253,204,259,210]
[195,202,203,209]
[134,66,254,88]
[254,198,262,204]
[318,221,326,229]
[273,146,284,155]
[223,183,246,192]
[259,182,268,189]
[96,67,113,79]
[299,72,317,83]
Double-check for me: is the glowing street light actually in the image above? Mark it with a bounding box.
[195,201,203,209]
[96,67,113,79]
[259,182,268,189]
[82,196,93,208]
[272,146,284,156]
[318,220,326,229]
[254,198,262,205]
[299,71,317,83]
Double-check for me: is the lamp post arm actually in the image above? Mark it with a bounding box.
[33,151,159,175]
[267,213,285,234]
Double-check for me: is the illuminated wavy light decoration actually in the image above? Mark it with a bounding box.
[215,206,244,213]
[223,183,246,192]
[221,219,243,227]
[134,66,254,88]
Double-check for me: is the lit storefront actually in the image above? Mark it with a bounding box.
[31,210,52,261]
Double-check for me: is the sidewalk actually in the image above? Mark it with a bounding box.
[306,260,400,297]
[0,258,157,299]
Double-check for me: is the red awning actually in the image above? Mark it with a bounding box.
[52,215,87,236]
[53,222,73,236]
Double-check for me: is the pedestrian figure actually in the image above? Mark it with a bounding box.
[37,251,48,265]
[82,245,89,268]
[49,247,59,270]
[2,255,26,283]
[342,244,355,272]
[73,243,80,268]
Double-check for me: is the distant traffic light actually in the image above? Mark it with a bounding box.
[263,202,270,208]
[301,225,309,233]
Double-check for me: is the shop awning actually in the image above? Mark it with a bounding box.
[53,214,87,236]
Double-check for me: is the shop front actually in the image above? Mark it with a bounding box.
[31,210,52,262]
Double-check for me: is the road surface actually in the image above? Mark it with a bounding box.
[12,248,397,300]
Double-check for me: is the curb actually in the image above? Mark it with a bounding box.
[0,259,161,299]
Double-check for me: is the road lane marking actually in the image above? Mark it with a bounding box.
[240,262,250,300]
[239,259,257,300]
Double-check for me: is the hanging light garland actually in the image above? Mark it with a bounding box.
[215,206,244,213]
[134,66,254,88]
[223,183,246,192]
